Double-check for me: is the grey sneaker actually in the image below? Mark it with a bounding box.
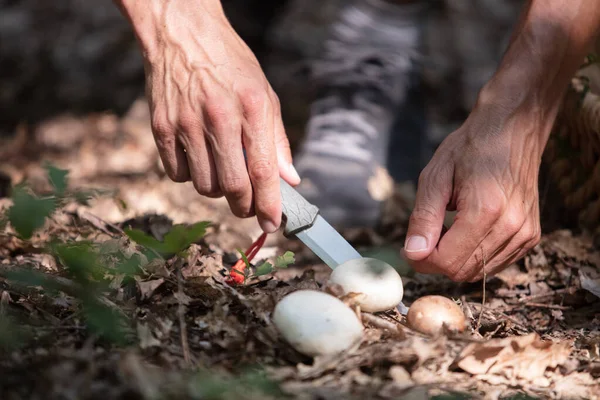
[294,0,428,228]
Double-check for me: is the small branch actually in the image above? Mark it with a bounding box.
[522,302,571,310]
[518,288,571,303]
[78,210,124,235]
[361,312,405,339]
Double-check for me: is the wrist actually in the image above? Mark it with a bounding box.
[114,0,226,63]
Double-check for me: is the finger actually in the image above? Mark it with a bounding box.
[412,191,505,279]
[451,205,526,282]
[200,95,254,217]
[181,127,221,198]
[270,91,301,186]
[241,89,281,233]
[151,119,191,182]
[403,161,454,261]
[480,199,541,281]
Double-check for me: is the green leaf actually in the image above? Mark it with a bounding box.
[254,262,273,276]
[82,299,130,345]
[274,251,295,269]
[8,186,57,239]
[44,163,69,195]
[52,241,105,283]
[125,228,168,256]
[162,221,210,254]
[126,221,210,257]
[237,248,251,269]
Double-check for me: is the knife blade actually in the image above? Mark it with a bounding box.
[279,178,409,314]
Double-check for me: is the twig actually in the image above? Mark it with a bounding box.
[175,258,191,366]
[522,302,571,310]
[518,288,571,303]
[469,302,532,333]
[476,247,487,330]
[361,312,405,338]
[78,210,125,235]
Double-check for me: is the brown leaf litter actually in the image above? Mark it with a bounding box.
[1,100,599,400]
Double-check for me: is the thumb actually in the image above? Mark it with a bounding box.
[404,169,452,261]
[273,114,301,186]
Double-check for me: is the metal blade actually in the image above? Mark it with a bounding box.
[295,215,361,269]
[294,215,409,315]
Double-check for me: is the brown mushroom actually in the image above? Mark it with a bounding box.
[406,295,467,336]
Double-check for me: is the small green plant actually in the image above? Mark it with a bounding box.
[252,251,295,277]
[186,367,286,400]
[3,163,110,239]
[124,221,211,259]
[0,164,138,345]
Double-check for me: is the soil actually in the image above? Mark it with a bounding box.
[1,1,599,399]
[0,97,599,400]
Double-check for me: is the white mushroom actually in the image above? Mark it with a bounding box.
[272,290,363,357]
[406,295,467,336]
[327,257,404,312]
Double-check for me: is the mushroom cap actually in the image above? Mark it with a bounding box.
[406,295,467,336]
[272,290,363,357]
[328,257,404,312]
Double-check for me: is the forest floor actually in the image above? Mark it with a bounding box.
[0,98,599,400]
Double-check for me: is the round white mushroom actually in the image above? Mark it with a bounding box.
[272,290,363,357]
[406,295,467,336]
[327,257,404,312]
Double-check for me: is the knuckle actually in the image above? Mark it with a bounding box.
[151,115,173,136]
[256,200,279,221]
[205,98,237,128]
[193,180,221,198]
[503,210,524,234]
[239,87,268,115]
[249,158,276,183]
[167,169,189,183]
[178,111,200,133]
[221,176,249,197]
[479,199,505,219]
[417,168,432,187]
[270,91,282,113]
[409,204,439,226]
[232,207,254,219]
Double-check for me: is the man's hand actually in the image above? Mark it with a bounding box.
[115,0,300,233]
[402,0,600,281]
[402,101,543,282]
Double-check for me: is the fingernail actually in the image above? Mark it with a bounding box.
[405,235,428,252]
[288,163,301,184]
[260,219,279,234]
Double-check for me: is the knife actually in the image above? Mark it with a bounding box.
[279,177,409,315]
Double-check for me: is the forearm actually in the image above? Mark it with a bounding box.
[113,0,227,61]
[477,0,600,139]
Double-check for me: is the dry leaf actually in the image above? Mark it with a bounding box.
[455,333,571,381]
[137,278,164,301]
[137,322,161,349]
[389,365,413,389]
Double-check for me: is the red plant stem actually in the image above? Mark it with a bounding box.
[226,232,267,285]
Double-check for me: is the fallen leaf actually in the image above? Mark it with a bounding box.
[137,278,164,301]
[173,291,191,305]
[389,365,413,389]
[454,333,571,381]
[137,322,161,349]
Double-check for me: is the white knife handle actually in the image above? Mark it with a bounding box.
[279,177,319,236]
